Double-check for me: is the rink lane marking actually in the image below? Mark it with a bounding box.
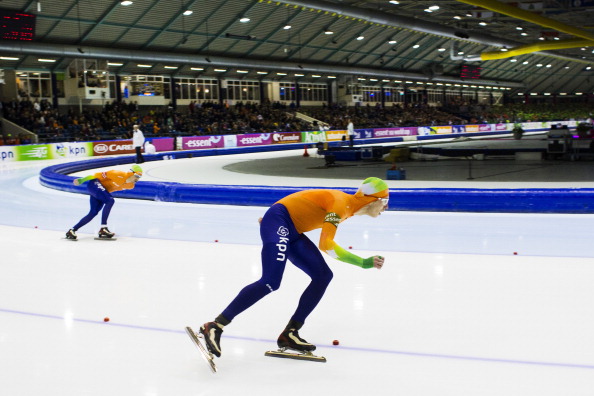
[2,307,593,370]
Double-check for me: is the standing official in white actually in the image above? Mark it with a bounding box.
[132,124,145,164]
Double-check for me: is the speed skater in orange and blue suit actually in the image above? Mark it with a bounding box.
[65,165,143,240]
[199,177,389,357]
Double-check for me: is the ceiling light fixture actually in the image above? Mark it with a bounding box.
[38,58,56,62]
[283,25,292,30]
[239,17,250,23]
[324,29,333,35]
[120,1,133,5]
[183,10,193,16]
[356,36,364,40]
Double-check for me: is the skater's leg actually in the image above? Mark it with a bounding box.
[72,196,104,230]
[287,234,334,325]
[99,196,115,225]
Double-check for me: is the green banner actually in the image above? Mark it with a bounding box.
[15,144,53,161]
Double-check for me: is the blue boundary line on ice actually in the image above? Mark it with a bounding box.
[2,307,593,370]
[38,139,594,213]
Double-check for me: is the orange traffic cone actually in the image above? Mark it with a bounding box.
[303,145,310,157]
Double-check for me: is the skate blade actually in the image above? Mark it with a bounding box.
[94,237,117,241]
[185,326,217,373]
[265,349,326,363]
[63,238,78,241]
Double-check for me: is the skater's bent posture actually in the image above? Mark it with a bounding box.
[201,177,389,357]
[65,165,143,240]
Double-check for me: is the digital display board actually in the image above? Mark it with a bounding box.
[0,9,35,41]
[460,64,482,79]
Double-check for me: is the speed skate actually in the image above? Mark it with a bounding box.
[265,348,327,363]
[185,326,217,373]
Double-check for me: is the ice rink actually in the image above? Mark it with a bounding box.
[1,149,594,396]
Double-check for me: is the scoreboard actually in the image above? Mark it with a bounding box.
[0,8,35,41]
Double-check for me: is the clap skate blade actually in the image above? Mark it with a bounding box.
[265,347,326,363]
[185,326,217,373]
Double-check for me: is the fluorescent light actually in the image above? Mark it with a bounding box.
[164,66,178,69]
[294,73,305,77]
[328,76,337,79]
[190,67,204,71]
[137,64,152,67]
[356,36,364,40]
[388,40,397,44]
[107,62,123,66]
[0,56,19,60]
[412,44,420,48]
[389,1,399,4]
[277,72,287,75]
[257,71,268,74]
[283,25,292,30]
[437,48,446,52]
[237,70,249,73]
[239,17,250,23]
[324,29,333,35]
[312,74,321,78]
[120,1,133,5]
[214,69,227,72]
[38,58,56,62]
[183,10,193,16]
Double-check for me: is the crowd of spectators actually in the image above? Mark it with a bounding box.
[1,98,593,145]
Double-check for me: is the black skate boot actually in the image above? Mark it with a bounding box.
[65,229,77,240]
[98,227,115,239]
[277,320,316,352]
[200,321,224,358]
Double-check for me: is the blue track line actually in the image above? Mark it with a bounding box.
[2,307,593,370]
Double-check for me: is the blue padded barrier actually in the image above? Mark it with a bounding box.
[39,141,594,213]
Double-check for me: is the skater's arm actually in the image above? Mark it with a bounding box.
[72,175,96,186]
[319,216,376,269]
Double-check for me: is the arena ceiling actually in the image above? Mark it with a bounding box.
[1,0,594,96]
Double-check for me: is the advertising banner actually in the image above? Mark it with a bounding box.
[356,128,374,139]
[465,125,481,133]
[93,140,135,156]
[325,130,347,142]
[478,124,494,132]
[151,137,175,152]
[0,146,17,162]
[374,127,417,138]
[301,131,327,144]
[181,136,225,150]
[53,142,94,158]
[452,125,466,134]
[15,144,53,161]
[494,123,508,131]
[271,132,301,144]
[236,133,272,147]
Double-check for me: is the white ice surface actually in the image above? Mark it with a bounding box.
[1,153,594,396]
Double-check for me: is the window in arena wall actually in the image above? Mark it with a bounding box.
[227,80,260,101]
[279,82,297,101]
[361,86,381,102]
[16,71,54,99]
[300,83,327,102]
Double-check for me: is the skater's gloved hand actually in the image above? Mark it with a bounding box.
[73,179,80,186]
[371,255,384,270]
